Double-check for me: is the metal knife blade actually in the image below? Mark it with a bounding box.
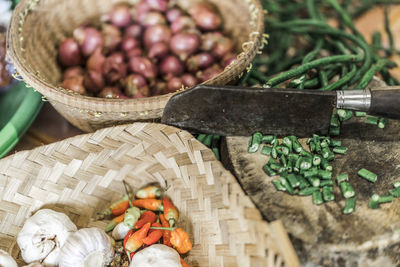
[161,85,337,136]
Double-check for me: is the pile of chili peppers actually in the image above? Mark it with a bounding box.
[98,185,192,266]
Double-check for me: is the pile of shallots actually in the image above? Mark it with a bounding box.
[59,0,236,99]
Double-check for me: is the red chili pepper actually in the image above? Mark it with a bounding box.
[125,222,151,252]
[105,213,125,232]
[136,185,162,199]
[131,199,163,211]
[160,214,172,247]
[134,211,157,229]
[143,222,163,245]
[163,197,179,227]
[180,258,192,267]
[98,194,132,216]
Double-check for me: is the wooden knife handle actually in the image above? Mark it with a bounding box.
[369,88,400,119]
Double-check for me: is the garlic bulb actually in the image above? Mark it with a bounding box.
[17,209,77,267]
[130,244,181,267]
[0,0,12,28]
[59,227,114,267]
[112,222,131,240]
[0,249,17,267]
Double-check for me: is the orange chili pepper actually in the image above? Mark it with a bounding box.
[142,222,163,245]
[136,185,162,199]
[170,228,192,254]
[163,197,179,227]
[160,214,172,247]
[134,211,157,229]
[98,194,132,216]
[180,258,192,267]
[105,213,125,232]
[125,222,151,252]
[131,199,163,211]
[123,230,135,260]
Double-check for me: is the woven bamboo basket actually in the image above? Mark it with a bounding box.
[7,0,265,133]
[0,123,299,267]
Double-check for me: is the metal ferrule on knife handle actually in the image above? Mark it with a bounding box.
[336,89,371,111]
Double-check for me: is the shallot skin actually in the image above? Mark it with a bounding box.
[62,76,86,95]
[73,27,103,57]
[108,4,132,27]
[170,33,200,61]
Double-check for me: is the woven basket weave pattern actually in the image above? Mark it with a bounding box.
[8,0,265,132]
[0,123,288,267]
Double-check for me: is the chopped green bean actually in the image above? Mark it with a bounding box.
[394,181,400,188]
[330,140,342,147]
[365,116,379,125]
[298,187,319,196]
[369,194,380,209]
[307,176,321,187]
[343,198,356,214]
[304,167,319,178]
[333,146,348,154]
[312,190,324,205]
[355,111,367,117]
[378,195,394,204]
[261,146,272,156]
[282,137,293,152]
[262,135,276,144]
[378,117,388,129]
[320,180,334,187]
[272,180,286,191]
[280,155,288,167]
[318,170,333,180]
[249,132,263,153]
[298,176,310,189]
[263,164,277,177]
[300,157,313,170]
[337,109,353,122]
[321,147,331,159]
[389,187,400,198]
[358,168,377,183]
[337,173,349,184]
[340,182,355,198]
[281,177,295,194]
[322,186,335,202]
[313,154,322,166]
[287,173,300,188]
[276,145,290,156]
[321,159,333,172]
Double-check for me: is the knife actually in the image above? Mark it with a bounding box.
[161,85,400,137]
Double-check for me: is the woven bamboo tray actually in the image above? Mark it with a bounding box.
[7,0,265,133]
[0,123,299,267]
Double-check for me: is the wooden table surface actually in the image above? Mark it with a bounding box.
[10,103,83,155]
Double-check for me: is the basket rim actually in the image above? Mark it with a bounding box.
[7,0,265,112]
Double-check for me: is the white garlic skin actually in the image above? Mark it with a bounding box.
[17,209,77,267]
[112,222,131,240]
[130,244,181,267]
[0,249,17,267]
[59,227,114,267]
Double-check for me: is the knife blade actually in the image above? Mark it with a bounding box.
[161,85,400,136]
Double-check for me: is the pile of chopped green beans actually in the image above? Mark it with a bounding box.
[249,132,356,213]
[249,132,400,213]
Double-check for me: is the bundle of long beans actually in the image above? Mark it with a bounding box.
[241,0,399,90]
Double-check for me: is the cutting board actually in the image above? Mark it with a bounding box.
[221,82,400,266]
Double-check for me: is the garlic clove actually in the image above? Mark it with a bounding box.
[59,227,114,267]
[112,222,131,241]
[0,249,18,267]
[17,209,77,266]
[130,244,181,267]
